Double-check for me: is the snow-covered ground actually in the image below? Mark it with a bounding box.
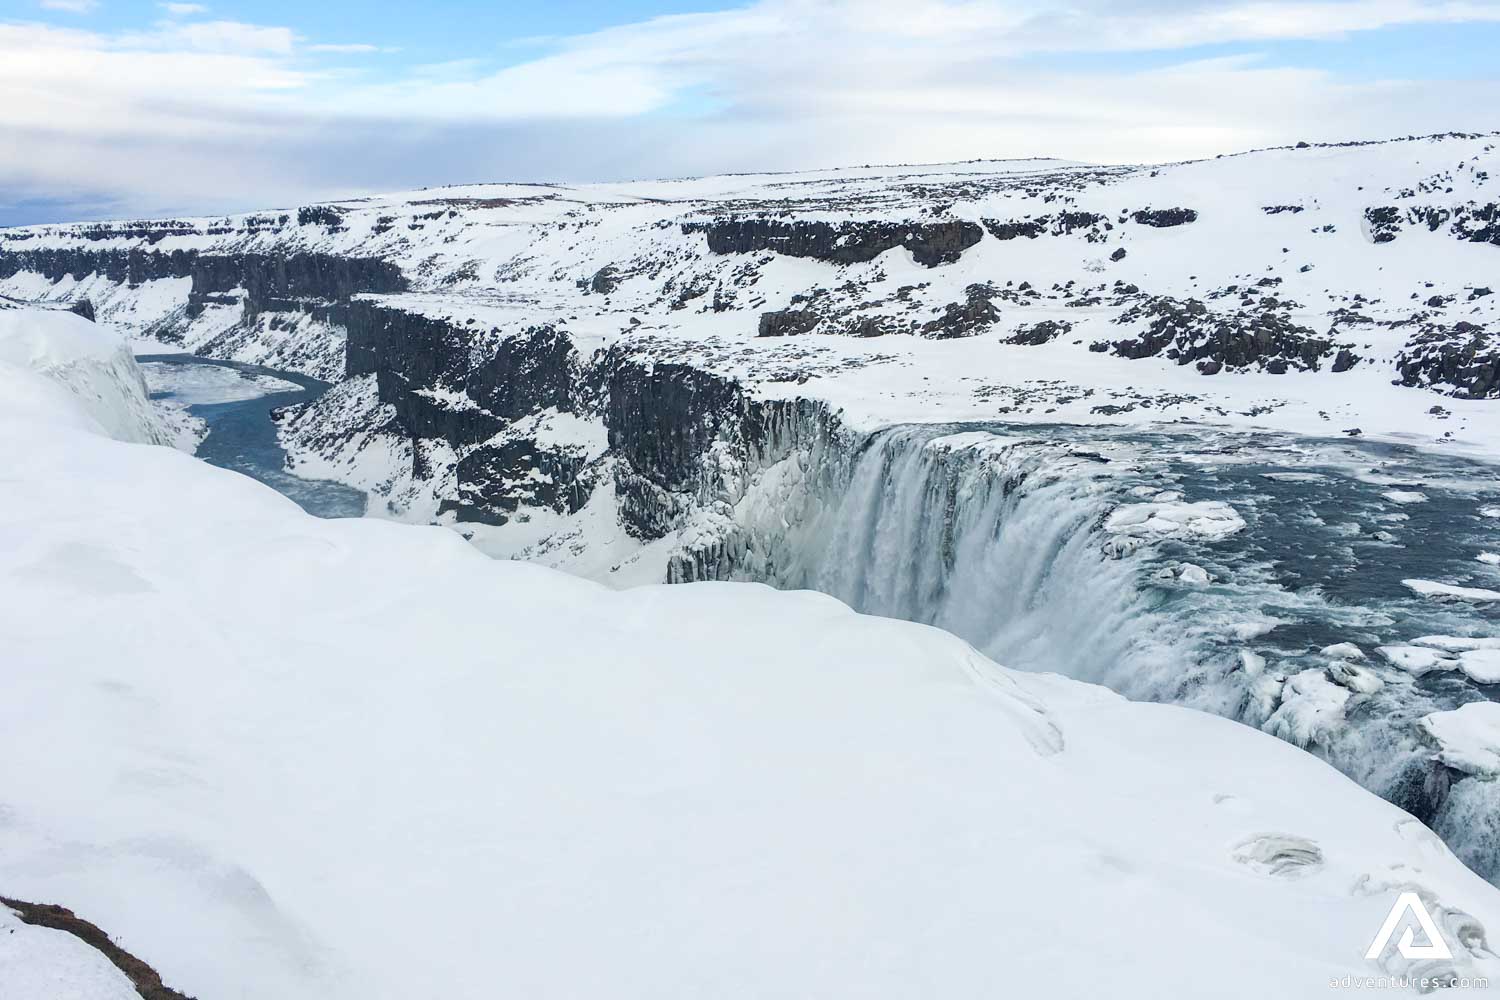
[5,310,1500,996]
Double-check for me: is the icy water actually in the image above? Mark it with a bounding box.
[750,420,1500,877]
[138,354,367,519]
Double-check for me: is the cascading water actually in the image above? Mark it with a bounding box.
[684,418,1500,881]
[759,429,1174,693]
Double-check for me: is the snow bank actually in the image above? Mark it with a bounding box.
[4,306,1500,997]
[0,307,168,446]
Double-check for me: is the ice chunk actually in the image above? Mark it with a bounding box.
[1104,499,1246,542]
[1327,661,1383,694]
[1383,490,1428,504]
[1403,579,1500,604]
[1420,703,1500,776]
[1376,645,1457,676]
[1414,635,1500,652]
[1177,563,1210,585]
[1479,552,1500,566]
[1261,472,1330,483]
[1481,506,1500,519]
[1320,642,1366,661]
[1230,620,1281,641]
[1458,649,1500,685]
[1264,669,1350,747]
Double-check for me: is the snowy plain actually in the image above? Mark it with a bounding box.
[3,308,1500,995]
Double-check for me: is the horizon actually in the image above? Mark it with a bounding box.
[7,126,1496,229]
[6,0,1500,226]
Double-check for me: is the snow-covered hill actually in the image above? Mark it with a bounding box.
[4,303,1500,997]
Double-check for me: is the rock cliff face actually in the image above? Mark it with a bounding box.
[2,131,1498,537]
[691,218,985,267]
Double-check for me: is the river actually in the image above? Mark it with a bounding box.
[138,353,367,519]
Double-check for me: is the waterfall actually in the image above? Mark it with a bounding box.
[678,418,1500,882]
[781,430,1152,682]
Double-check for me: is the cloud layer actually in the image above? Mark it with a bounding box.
[4,0,1500,223]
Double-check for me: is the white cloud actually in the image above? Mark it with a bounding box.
[159,2,208,15]
[4,0,1500,221]
[307,43,384,54]
[39,0,98,13]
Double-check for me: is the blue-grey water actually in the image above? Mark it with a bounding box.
[138,353,366,519]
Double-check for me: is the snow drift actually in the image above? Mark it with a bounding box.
[4,308,1500,996]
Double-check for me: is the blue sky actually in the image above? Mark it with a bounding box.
[4,0,1500,224]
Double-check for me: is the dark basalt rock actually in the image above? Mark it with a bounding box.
[1006,319,1073,346]
[297,205,346,229]
[441,436,595,526]
[982,218,1046,241]
[689,217,983,267]
[605,358,745,495]
[921,284,999,339]
[1363,202,1500,246]
[1110,295,1335,372]
[0,247,406,319]
[344,302,580,446]
[982,212,1106,242]
[68,298,96,322]
[758,308,820,337]
[1395,321,1499,399]
[589,265,620,295]
[1131,208,1198,228]
[1110,247,1127,262]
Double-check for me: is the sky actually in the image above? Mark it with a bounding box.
[3,0,1500,225]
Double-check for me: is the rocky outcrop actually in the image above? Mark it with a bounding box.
[1110,296,1335,373]
[1006,319,1073,346]
[982,212,1107,242]
[689,218,983,267]
[1131,208,1198,228]
[0,247,404,310]
[1396,321,1499,398]
[1365,202,1500,246]
[758,308,820,337]
[343,302,581,448]
[602,351,834,539]
[921,284,1000,339]
[442,437,596,526]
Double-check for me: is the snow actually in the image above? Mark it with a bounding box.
[1420,703,1500,777]
[5,304,1500,997]
[0,907,139,1000]
[1403,579,1500,603]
